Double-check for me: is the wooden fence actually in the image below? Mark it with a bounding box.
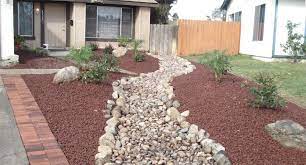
[177,20,241,56]
[149,24,178,56]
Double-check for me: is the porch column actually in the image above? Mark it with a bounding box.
[69,3,86,48]
[0,0,15,61]
[134,7,151,51]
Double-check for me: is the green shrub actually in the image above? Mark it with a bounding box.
[68,46,93,66]
[118,36,131,47]
[200,50,231,82]
[102,53,119,71]
[14,35,27,50]
[103,44,114,55]
[81,63,109,83]
[131,39,145,62]
[89,43,99,51]
[250,73,286,109]
[34,48,49,56]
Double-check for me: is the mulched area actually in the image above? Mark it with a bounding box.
[172,63,306,164]
[94,49,159,74]
[22,73,126,165]
[1,50,73,69]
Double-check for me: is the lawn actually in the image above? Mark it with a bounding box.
[185,54,306,108]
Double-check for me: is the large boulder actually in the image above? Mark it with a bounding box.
[112,47,127,57]
[265,120,306,151]
[53,66,80,84]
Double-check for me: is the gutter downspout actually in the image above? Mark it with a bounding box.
[272,0,279,58]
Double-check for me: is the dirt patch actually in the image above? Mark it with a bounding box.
[94,49,159,74]
[22,73,126,165]
[1,50,74,69]
[172,63,306,164]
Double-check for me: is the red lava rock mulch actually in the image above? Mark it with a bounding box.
[1,50,73,69]
[94,49,159,74]
[172,63,306,165]
[22,73,127,165]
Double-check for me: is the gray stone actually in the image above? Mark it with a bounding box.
[265,120,306,151]
[172,100,180,108]
[53,66,80,84]
[96,145,112,164]
[213,151,231,165]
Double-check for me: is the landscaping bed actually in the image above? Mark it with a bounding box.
[23,73,126,165]
[1,50,74,69]
[22,53,160,164]
[94,49,159,74]
[172,63,306,164]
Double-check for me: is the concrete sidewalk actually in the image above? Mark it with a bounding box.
[0,76,28,165]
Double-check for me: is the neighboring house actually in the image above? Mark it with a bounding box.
[221,0,306,60]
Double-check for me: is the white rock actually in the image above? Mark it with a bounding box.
[181,110,190,117]
[188,124,199,135]
[112,91,119,99]
[53,66,79,84]
[112,47,127,57]
[96,145,112,164]
[166,107,180,121]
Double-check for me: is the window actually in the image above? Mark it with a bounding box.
[17,1,34,36]
[86,5,133,39]
[229,11,241,22]
[253,4,265,41]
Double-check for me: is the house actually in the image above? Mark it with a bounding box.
[221,0,306,60]
[0,0,157,65]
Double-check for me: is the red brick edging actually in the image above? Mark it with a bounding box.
[2,75,69,165]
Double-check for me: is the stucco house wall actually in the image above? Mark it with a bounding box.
[0,0,15,60]
[225,0,306,58]
[226,0,276,58]
[274,0,306,56]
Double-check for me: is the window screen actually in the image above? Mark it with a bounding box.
[253,4,265,41]
[18,2,33,36]
[86,5,133,39]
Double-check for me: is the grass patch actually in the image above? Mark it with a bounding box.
[185,54,306,108]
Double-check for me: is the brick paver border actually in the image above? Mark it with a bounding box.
[2,75,69,165]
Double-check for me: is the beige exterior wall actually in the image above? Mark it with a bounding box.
[25,2,41,48]
[134,7,151,50]
[69,3,86,48]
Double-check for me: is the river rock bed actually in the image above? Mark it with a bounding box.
[96,55,231,164]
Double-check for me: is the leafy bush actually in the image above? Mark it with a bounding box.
[34,48,49,56]
[81,63,109,83]
[250,73,286,109]
[89,43,99,51]
[131,40,145,62]
[14,35,27,50]
[102,53,119,71]
[118,36,131,47]
[200,50,231,82]
[68,46,93,66]
[103,44,114,55]
[281,21,306,63]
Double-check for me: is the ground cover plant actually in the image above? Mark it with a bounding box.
[185,54,306,108]
[199,50,231,82]
[103,44,114,55]
[249,72,286,109]
[89,43,99,51]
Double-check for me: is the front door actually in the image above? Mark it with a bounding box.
[44,3,66,49]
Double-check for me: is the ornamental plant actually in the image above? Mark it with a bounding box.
[250,72,286,110]
[200,50,232,82]
[103,44,114,55]
[281,21,306,63]
[80,62,109,83]
[14,35,26,51]
[118,36,131,47]
[89,43,99,51]
[132,39,145,62]
[68,46,93,67]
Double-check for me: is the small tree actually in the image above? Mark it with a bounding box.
[281,21,306,63]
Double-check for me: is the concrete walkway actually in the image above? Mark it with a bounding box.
[0,69,59,75]
[0,76,28,165]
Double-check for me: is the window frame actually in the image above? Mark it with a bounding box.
[253,4,265,41]
[229,11,241,22]
[17,1,34,38]
[85,5,134,40]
